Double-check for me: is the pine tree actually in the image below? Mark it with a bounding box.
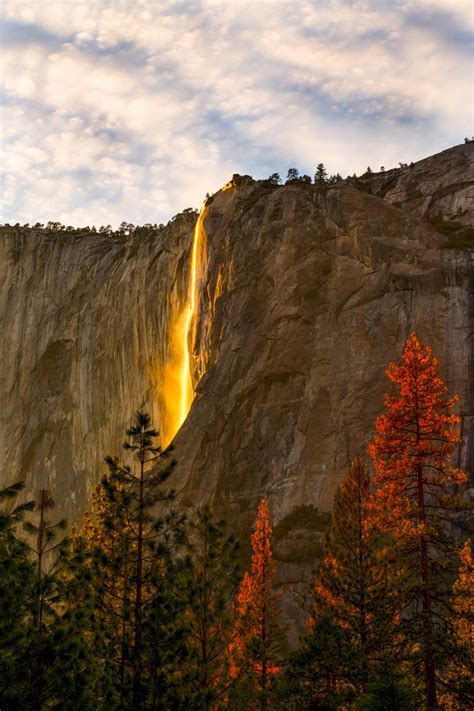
[21,490,67,709]
[72,410,183,709]
[229,499,282,709]
[278,615,355,710]
[267,173,281,185]
[0,483,35,709]
[441,540,474,708]
[178,505,241,707]
[314,163,328,185]
[285,168,299,183]
[309,459,404,695]
[368,333,469,709]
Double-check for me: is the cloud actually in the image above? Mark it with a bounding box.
[1,0,472,226]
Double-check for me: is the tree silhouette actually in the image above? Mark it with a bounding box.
[314,163,328,184]
[285,168,299,182]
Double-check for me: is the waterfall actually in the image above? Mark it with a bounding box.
[160,205,206,447]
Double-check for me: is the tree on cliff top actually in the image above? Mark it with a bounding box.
[314,163,328,184]
[368,333,469,709]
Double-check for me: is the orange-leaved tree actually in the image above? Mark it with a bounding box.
[229,499,281,709]
[368,333,469,710]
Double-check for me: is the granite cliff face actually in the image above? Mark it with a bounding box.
[0,214,195,522]
[174,150,473,537]
[1,143,473,539]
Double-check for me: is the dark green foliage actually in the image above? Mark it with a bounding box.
[286,168,299,182]
[273,505,329,565]
[441,227,474,249]
[354,677,421,710]
[176,505,241,707]
[0,220,171,240]
[314,163,328,185]
[347,175,374,194]
[267,173,281,185]
[19,490,68,709]
[0,481,35,531]
[0,483,36,710]
[429,210,465,235]
[277,615,357,710]
[273,505,330,541]
[0,486,95,710]
[69,410,186,709]
[428,211,474,248]
[308,461,406,695]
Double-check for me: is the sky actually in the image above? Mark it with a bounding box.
[1,0,472,228]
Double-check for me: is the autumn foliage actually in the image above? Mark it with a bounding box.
[229,499,281,705]
[368,333,469,709]
[1,337,472,710]
[368,332,466,538]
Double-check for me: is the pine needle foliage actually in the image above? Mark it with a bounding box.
[229,499,283,710]
[368,333,471,709]
[69,410,185,709]
[310,459,404,694]
[177,505,241,708]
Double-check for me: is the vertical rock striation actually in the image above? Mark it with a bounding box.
[0,215,196,521]
[0,143,472,537]
[173,174,473,537]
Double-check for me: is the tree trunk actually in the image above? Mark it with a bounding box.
[35,490,46,711]
[133,445,145,710]
[417,462,437,709]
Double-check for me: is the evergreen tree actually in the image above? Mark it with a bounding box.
[267,173,281,185]
[178,505,241,708]
[229,499,282,709]
[285,168,299,182]
[1,485,98,709]
[0,483,35,710]
[72,410,184,709]
[368,333,469,709]
[310,459,404,694]
[441,540,474,708]
[314,163,328,185]
[277,615,356,710]
[21,490,68,709]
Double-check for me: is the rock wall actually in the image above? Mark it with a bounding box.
[174,175,473,539]
[0,215,195,522]
[0,143,473,538]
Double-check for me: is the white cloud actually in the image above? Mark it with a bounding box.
[1,0,472,226]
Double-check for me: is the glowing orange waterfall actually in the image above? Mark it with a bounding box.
[159,206,206,448]
[178,206,205,427]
